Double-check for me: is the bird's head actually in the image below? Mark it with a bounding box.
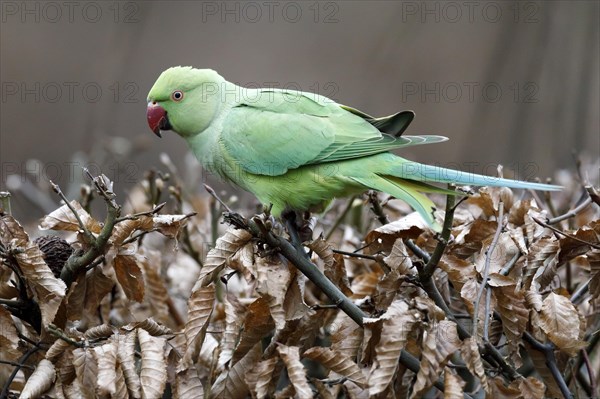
[146,66,224,138]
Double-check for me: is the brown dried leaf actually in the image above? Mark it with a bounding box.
[558,226,598,265]
[443,367,464,399]
[277,344,312,399]
[194,228,253,287]
[114,253,145,302]
[331,313,364,360]
[493,285,528,368]
[2,215,67,327]
[515,376,546,399]
[368,300,421,395]
[0,306,21,362]
[138,328,167,399]
[490,376,521,398]
[116,331,141,398]
[138,248,170,323]
[110,216,154,247]
[508,199,535,226]
[45,338,71,363]
[228,242,256,283]
[411,320,461,398]
[212,342,261,399]
[461,337,488,392]
[73,347,98,398]
[83,324,114,340]
[152,214,190,238]
[303,346,367,389]
[245,357,279,399]
[39,200,102,233]
[125,318,172,336]
[95,341,118,396]
[306,237,352,296]
[84,266,115,315]
[256,256,290,329]
[182,285,215,368]
[383,238,414,275]
[520,238,559,290]
[20,359,56,399]
[113,362,130,399]
[364,213,426,254]
[232,297,275,364]
[218,293,245,369]
[439,254,477,293]
[350,271,381,299]
[466,189,497,218]
[175,365,204,399]
[538,292,586,355]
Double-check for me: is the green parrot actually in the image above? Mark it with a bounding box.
[147,66,560,229]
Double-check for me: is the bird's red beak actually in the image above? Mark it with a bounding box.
[147,102,167,137]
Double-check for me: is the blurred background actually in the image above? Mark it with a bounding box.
[1,0,598,220]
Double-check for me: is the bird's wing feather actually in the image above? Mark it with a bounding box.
[220,89,446,176]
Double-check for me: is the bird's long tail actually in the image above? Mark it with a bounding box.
[391,159,562,191]
[350,159,561,230]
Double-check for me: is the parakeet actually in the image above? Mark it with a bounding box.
[147,66,560,228]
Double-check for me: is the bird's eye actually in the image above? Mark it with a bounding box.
[171,90,184,101]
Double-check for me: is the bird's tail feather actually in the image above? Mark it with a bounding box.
[392,160,562,191]
[350,175,442,230]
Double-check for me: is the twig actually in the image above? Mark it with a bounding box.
[532,217,600,250]
[523,332,574,399]
[47,324,85,348]
[60,174,121,287]
[547,197,592,225]
[115,202,165,223]
[473,202,504,337]
[204,184,232,212]
[581,349,597,398]
[367,191,390,225]
[570,279,590,305]
[332,249,380,261]
[0,359,35,370]
[0,345,40,398]
[405,239,431,263]
[324,196,357,241]
[586,185,600,206]
[421,187,456,279]
[0,191,11,215]
[50,180,93,240]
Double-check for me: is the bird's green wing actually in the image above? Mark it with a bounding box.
[220,89,445,176]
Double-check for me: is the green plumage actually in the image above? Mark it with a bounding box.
[147,67,561,229]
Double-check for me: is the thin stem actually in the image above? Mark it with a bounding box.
[0,345,40,398]
[367,191,390,225]
[421,187,456,279]
[472,202,504,337]
[523,332,574,399]
[547,197,592,225]
[50,180,92,239]
[332,249,380,261]
[324,196,356,241]
[532,217,600,250]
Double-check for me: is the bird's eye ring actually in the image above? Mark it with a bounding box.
[172,90,184,101]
